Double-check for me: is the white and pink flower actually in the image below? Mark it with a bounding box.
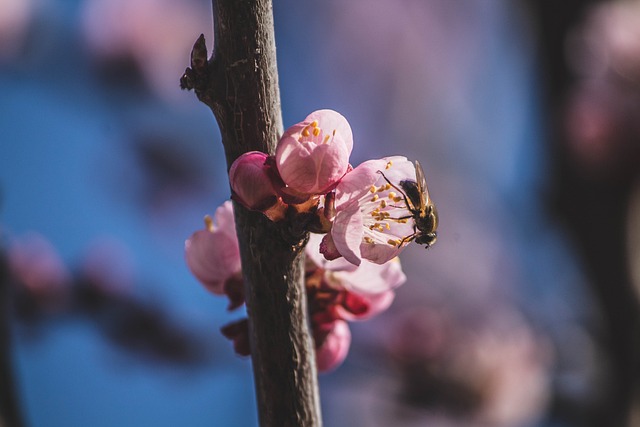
[184,202,405,371]
[326,156,418,266]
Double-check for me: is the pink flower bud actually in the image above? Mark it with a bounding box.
[275,109,353,195]
[314,320,351,372]
[229,151,282,209]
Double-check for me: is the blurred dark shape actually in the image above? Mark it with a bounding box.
[220,318,250,357]
[73,278,209,365]
[527,0,640,425]
[564,1,640,180]
[3,234,213,366]
[222,275,245,311]
[386,304,553,427]
[120,133,216,216]
[80,0,211,102]
[90,53,152,96]
[0,252,26,427]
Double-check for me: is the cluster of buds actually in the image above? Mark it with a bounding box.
[186,110,433,371]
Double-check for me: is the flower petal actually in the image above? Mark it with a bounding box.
[333,257,406,294]
[307,233,358,272]
[335,289,396,321]
[315,320,351,372]
[330,200,364,266]
[185,206,241,295]
[305,109,353,154]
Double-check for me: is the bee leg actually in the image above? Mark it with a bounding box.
[398,233,417,246]
[377,170,409,197]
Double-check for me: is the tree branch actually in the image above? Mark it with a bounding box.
[181,1,322,426]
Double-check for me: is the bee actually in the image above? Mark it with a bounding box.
[379,160,438,248]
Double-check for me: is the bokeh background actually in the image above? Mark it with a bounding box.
[2,0,640,426]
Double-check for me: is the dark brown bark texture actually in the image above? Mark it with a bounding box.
[181,1,322,426]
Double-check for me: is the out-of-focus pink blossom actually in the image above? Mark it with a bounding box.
[184,201,241,297]
[563,2,640,178]
[229,151,287,220]
[329,156,416,266]
[0,0,33,59]
[7,233,71,308]
[579,0,640,81]
[275,110,353,195]
[81,0,210,101]
[387,306,553,427]
[314,320,351,372]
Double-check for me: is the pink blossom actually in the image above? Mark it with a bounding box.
[329,156,417,265]
[229,151,287,220]
[186,201,405,371]
[306,233,404,351]
[275,110,353,195]
[0,0,33,59]
[184,201,241,297]
[314,320,351,372]
[306,233,405,296]
[7,232,71,306]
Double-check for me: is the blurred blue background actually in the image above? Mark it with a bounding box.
[3,0,639,426]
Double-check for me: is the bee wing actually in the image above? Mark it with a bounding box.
[414,160,430,207]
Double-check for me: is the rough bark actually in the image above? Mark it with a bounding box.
[181,1,322,426]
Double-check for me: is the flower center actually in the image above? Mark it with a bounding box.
[359,162,413,248]
[299,120,335,145]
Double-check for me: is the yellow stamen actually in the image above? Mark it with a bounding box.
[380,200,387,208]
[204,215,214,232]
[388,191,396,199]
[364,237,373,244]
[323,135,330,143]
[369,185,377,193]
[371,194,379,202]
[393,196,403,203]
[384,183,391,190]
[385,223,391,230]
[301,127,310,137]
[387,239,400,247]
[312,127,320,136]
[311,120,318,128]
[385,161,393,169]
